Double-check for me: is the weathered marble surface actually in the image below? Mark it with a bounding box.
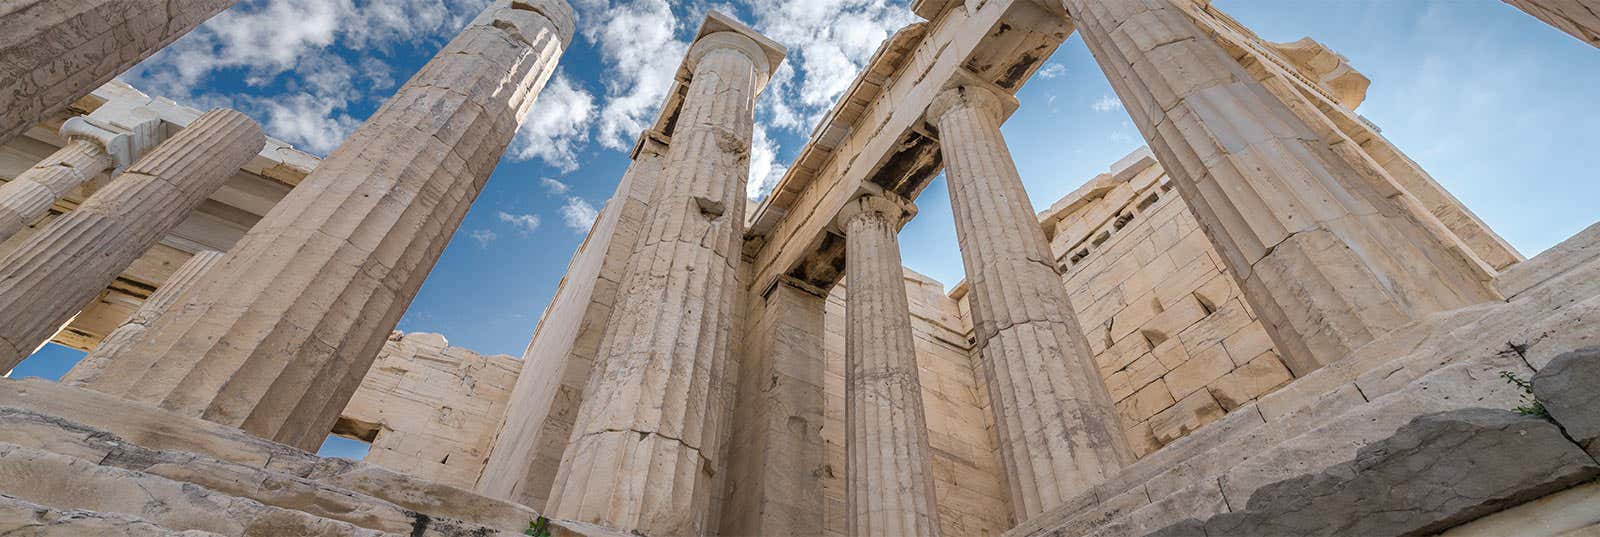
[1504,0,1600,48]
[78,0,575,450]
[0,109,262,372]
[838,193,942,537]
[545,26,781,535]
[0,0,236,145]
[932,82,1133,522]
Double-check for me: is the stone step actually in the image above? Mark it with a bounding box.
[0,442,395,536]
[0,378,541,532]
[1007,247,1600,537]
[0,493,225,537]
[0,406,520,537]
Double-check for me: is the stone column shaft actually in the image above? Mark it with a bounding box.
[0,0,237,145]
[0,114,165,243]
[930,84,1133,521]
[77,0,576,450]
[61,250,225,387]
[546,31,774,536]
[1063,0,1500,374]
[478,133,668,508]
[0,109,263,372]
[0,139,113,241]
[1503,0,1600,48]
[839,194,942,537]
[718,277,828,537]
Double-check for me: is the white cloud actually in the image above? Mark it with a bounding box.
[540,177,571,195]
[1038,63,1066,79]
[469,229,497,248]
[748,124,787,199]
[244,92,364,155]
[497,211,543,235]
[560,197,599,231]
[124,0,489,154]
[509,73,596,171]
[580,0,690,150]
[1091,94,1124,112]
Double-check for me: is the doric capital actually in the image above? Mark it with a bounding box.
[688,31,776,88]
[925,83,1015,126]
[833,186,917,234]
[480,0,577,47]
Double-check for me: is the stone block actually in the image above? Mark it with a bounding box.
[1191,409,1600,537]
[1534,347,1600,457]
[1163,343,1234,399]
[1105,352,1165,402]
[1118,379,1176,424]
[1206,351,1292,411]
[1148,391,1225,445]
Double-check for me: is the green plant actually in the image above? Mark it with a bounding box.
[1500,371,1549,418]
[525,516,552,537]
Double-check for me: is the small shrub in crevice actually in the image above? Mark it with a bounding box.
[1500,371,1550,418]
[525,516,552,537]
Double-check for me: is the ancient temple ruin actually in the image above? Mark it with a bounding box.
[1,0,1598,535]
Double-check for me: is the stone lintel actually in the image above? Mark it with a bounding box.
[742,0,1067,298]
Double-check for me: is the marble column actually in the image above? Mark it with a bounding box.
[928,83,1133,521]
[76,0,577,451]
[837,192,942,537]
[0,0,237,146]
[0,113,164,243]
[1503,0,1600,48]
[478,131,669,508]
[1062,0,1500,375]
[718,276,828,537]
[545,30,778,535]
[0,109,262,373]
[61,250,224,387]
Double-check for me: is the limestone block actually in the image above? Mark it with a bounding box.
[1147,391,1225,445]
[1189,409,1600,537]
[0,443,387,537]
[1206,351,1292,411]
[1441,481,1600,537]
[1534,347,1600,457]
[0,0,237,146]
[1118,380,1176,424]
[1162,343,1233,400]
[1104,352,1164,402]
[0,495,224,537]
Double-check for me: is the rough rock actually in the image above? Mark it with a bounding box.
[1534,347,1600,457]
[1159,408,1599,537]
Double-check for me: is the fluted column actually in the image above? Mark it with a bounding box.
[546,30,778,536]
[61,250,224,387]
[478,131,669,508]
[928,84,1133,521]
[0,0,237,145]
[838,192,941,537]
[1062,0,1500,374]
[0,113,164,242]
[0,109,263,372]
[1503,0,1600,48]
[77,0,577,450]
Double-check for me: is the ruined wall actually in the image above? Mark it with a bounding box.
[821,271,1012,536]
[1041,149,1293,458]
[338,332,521,489]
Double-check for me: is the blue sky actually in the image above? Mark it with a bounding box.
[10,0,1599,420]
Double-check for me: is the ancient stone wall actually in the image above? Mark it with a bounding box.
[821,271,1013,536]
[337,332,521,490]
[1040,149,1293,458]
